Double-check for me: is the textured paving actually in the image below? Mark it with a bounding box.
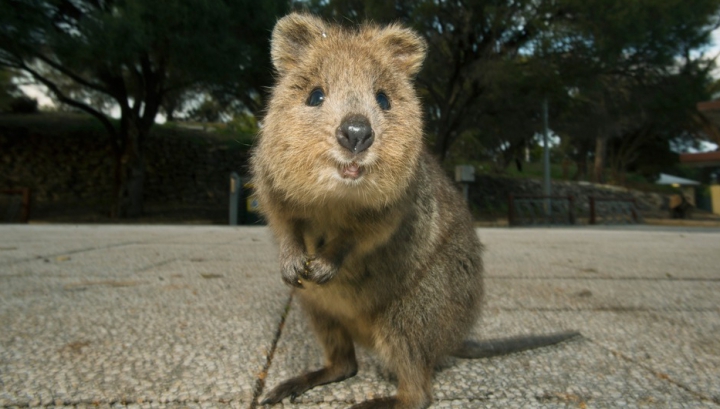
[1,225,718,408]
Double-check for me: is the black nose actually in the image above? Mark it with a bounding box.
[336,114,374,154]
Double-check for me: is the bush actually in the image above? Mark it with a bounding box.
[9,96,38,114]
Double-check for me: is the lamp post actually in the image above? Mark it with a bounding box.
[543,98,551,220]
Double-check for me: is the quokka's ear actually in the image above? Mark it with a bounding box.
[376,24,427,77]
[271,13,327,75]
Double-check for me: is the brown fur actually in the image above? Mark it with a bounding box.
[252,13,576,409]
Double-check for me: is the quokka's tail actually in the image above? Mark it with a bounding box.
[453,331,582,359]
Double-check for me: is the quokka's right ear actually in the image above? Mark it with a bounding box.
[271,13,327,75]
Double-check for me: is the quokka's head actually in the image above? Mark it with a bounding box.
[254,13,427,209]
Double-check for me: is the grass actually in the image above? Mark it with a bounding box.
[0,111,109,136]
[158,120,256,150]
[478,160,568,180]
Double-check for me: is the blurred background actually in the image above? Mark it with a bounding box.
[2,0,720,225]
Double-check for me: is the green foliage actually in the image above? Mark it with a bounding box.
[0,112,115,136]
[227,113,259,135]
[0,69,20,112]
[188,99,225,124]
[8,96,38,113]
[540,0,719,182]
[223,112,259,148]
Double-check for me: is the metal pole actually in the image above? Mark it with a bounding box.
[542,98,551,220]
[229,172,240,225]
[508,194,515,226]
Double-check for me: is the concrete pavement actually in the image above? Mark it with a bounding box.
[1,225,719,408]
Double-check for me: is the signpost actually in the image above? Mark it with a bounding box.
[542,98,552,219]
[455,165,475,202]
[229,172,240,225]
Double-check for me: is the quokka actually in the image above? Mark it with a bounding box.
[251,13,579,409]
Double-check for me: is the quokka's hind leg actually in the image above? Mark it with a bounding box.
[349,349,434,409]
[261,311,358,405]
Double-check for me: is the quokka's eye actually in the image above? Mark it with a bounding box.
[376,91,390,111]
[306,88,325,107]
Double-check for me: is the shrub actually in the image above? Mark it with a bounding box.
[9,96,38,113]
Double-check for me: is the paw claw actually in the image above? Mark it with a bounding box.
[304,257,338,284]
[281,255,338,286]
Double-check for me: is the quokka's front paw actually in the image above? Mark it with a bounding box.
[280,256,308,288]
[280,255,338,287]
[302,256,339,285]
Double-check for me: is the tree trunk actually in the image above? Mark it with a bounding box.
[573,158,587,181]
[112,120,146,218]
[608,142,626,185]
[592,133,607,184]
[122,151,145,217]
[433,130,450,162]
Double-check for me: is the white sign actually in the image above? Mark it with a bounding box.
[455,165,475,182]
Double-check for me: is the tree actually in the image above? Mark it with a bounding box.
[546,0,720,183]
[610,59,715,181]
[0,0,286,216]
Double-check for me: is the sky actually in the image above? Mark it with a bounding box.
[19,83,53,108]
[706,28,720,78]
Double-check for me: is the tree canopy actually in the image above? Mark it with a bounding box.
[0,0,286,216]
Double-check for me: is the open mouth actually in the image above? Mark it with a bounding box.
[340,162,364,180]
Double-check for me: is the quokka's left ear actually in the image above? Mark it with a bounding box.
[375,24,427,77]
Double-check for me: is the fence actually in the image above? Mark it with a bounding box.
[589,196,640,225]
[508,195,576,226]
[508,194,642,226]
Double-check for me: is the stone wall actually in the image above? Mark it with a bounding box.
[468,174,669,220]
[1,120,249,220]
[2,126,114,204]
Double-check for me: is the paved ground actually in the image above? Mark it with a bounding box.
[1,225,719,409]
